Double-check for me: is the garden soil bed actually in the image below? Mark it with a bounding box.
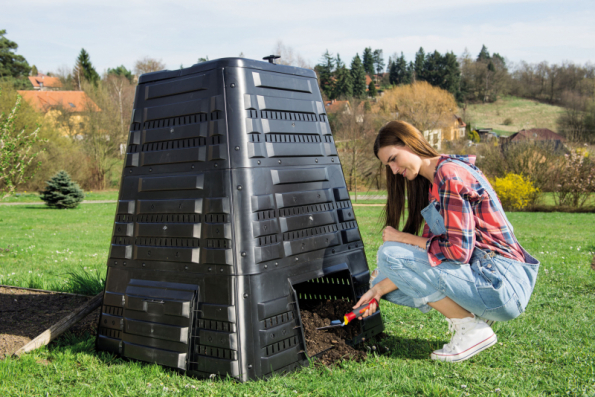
[300,300,369,366]
[0,286,100,358]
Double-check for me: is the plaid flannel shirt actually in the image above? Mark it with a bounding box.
[422,155,525,266]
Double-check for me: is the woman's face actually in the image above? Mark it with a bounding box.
[377,145,422,180]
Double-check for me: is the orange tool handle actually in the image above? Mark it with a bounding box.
[343,298,379,325]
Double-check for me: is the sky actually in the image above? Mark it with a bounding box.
[2,0,594,75]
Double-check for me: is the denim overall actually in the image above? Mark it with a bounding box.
[372,159,540,321]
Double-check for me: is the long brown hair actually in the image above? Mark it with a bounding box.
[373,121,439,235]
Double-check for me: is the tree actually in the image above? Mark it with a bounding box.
[31,65,38,76]
[105,73,135,139]
[197,56,209,63]
[0,92,45,198]
[413,47,425,81]
[477,45,490,62]
[0,30,31,89]
[350,54,367,98]
[389,52,409,86]
[315,50,335,99]
[74,49,99,87]
[134,56,165,76]
[107,65,134,83]
[362,47,375,76]
[368,81,377,98]
[373,49,385,79]
[333,54,353,99]
[39,170,84,209]
[378,81,458,135]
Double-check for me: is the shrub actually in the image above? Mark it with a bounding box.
[503,117,513,126]
[491,173,539,211]
[467,129,480,143]
[39,170,84,209]
[552,149,595,208]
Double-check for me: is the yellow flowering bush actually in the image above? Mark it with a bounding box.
[491,173,539,211]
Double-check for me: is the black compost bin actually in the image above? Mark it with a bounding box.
[96,57,384,381]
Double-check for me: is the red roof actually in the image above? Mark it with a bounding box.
[324,100,350,113]
[17,91,100,112]
[28,75,63,89]
[511,128,565,142]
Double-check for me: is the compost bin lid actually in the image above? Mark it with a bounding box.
[138,57,317,84]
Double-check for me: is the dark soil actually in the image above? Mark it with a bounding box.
[300,299,367,366]
[0,286,100,358]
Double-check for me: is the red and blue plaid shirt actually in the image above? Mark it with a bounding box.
[422,155,525,266]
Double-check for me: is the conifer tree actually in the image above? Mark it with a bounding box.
[40,170,84,209]
[362,47,375,76]
[477,45,490,62]
[350,54,367,98]
[389,52,410,85]
[0,30,32,89]
[74,48,99,87]
[107,65,134,83]
[373,49,385,77]
[333,54,353,99]
[315,50,335,99]
[30,65,38,76]
[414,47,426,81]
[368,81,377,98]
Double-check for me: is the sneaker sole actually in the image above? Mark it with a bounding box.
[431,333,497,362]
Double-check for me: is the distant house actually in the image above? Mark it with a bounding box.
[28,75,63,91]
[501,128,566,150]
[477,128,498,141]
[18,90,100,138]
[324,99,351,114]
[423,129,442,150]
[442,115,467,141]
[17,90,100,112]
[365,75,384,97]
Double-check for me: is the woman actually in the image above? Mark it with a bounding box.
[355,121,539,362]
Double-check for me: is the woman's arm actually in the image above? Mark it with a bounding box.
[383,226,428,249]
[353,277,397,318]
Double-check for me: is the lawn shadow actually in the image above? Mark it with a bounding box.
[365,334,446,360]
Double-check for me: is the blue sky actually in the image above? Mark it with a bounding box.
[2,0,594,75]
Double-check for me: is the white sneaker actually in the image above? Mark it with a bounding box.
[431,316,497,362]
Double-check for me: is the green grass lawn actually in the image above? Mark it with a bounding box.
[1,190,119,203]
[1,204,594,396]
[467,96,565,135]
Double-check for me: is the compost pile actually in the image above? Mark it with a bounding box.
[300,299,367,366]
[0,287,99,358]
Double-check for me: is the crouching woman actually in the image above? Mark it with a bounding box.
[355,121,539,362]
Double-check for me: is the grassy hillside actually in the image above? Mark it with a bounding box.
[465,96,565,136]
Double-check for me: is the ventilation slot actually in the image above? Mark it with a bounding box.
[278,203,334,217]
[197,319,236,332]
[263,311,294,329]
[113,236,132,245]
[283,224,338,241]
[204,214,228,223]
[264,134,321,143]
[211,135,221,145]
[340,221,357,230]
[260,111,319,122]
[130,122,141,131]
[99,328,122,339]
[141,137,207,152]
[134,237,199,247]
[142,113,208,130]
[324,135,333,143]
[196,345,237,360]
[135,214,201,223]
[247,109,258,118]
[264,336,298,357]
[128,145,139,153]
[249,133,261,142]
[103,305,124,316]
[256,210,275,220]
[335,200,351,209]
[206,239,230,249]
[258,234,278,246]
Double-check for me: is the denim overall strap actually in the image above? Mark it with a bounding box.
[441,158,539,265]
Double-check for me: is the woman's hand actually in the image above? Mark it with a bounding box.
[382,226,407,243]
[354,288,382,319]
